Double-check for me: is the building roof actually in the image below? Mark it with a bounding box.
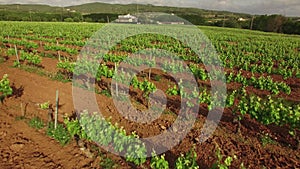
[118,14,137,19]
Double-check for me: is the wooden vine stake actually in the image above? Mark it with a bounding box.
[20,103,24,117]
[48,108,53,127]
[115,63,118,97]
[14,45,20,67]
[8,35,11,48]
[54,90,59,129]
[57,40,61,61]
[149,53,152,80]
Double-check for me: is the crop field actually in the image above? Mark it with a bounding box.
[0,21,299,168]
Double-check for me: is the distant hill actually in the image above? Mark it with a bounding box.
[0,2,251,18]
[0,4,61,13]
[67,2,208,15]
[0,2,299,35]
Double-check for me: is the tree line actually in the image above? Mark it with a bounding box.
[252,15,300,35]
[0,11,299,35]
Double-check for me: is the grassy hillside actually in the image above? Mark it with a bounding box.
[67,2,208,15]
[1,2,298,35]
[0,3,251,18]
[0,4,61,13]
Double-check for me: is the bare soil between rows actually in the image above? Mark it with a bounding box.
[0,56,299,168]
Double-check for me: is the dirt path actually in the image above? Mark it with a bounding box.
[0,63,95,168]
[0,109,97,169]
[0,62,130,169]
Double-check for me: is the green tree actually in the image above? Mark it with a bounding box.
[84,17,93,22]
[253,15,287,33]
[266,15,287,33]
[225,18,241,28]
[73,17,80,22]
[282,19,300,35]
[64,17,74,22]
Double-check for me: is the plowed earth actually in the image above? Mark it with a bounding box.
[0,54,299,169]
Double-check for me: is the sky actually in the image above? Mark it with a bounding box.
[0,0,299,17]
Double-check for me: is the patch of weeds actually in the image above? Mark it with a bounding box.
[39,52,45,57]
[151,152,169,169]
[47,122,71,146]
[100,89,112,97]
[0,57,5,64]
[15,116,26,121]
[73,81,95,92]
[41,52,56,59]
[175,146,199,169]
[45,53,55,58]
[13,60,20,67]
[99,156,118,169]
[260,134,276,147]
[51,72,70,83]
[39,101,50,110]
[73,81,106,96]
[64,117,89,140]
[29,117,45,129]
[116,94,128,101]
[163,109,176,115]
[154,75,162,81]
[90,144,101,156]
[36,69,47,77]
[211,146,239,169]
[0,74,13,102]
[20,65,47,77]
[7,48,15,56]
[140,73,147,78]
[151,106,164,114]
[95,88,101,94]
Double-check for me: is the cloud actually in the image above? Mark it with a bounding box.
[213,0,300,16]
[217,0,229,6]
[0,0,299,16]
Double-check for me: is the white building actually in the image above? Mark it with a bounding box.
[116,14,138,23]
[238,18,247,22]
[156,21,185,25]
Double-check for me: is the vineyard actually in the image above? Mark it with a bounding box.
[0,21,299,168]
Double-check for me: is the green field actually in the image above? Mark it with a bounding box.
[0,21,299,168]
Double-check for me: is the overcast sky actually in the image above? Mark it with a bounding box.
[0,0,299,16]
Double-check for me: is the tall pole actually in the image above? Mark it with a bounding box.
[54,90,59,129]
[250,16,254,30]
[107,16,110,23]
[222,15,226,27]
[61,10,63,22]
[29,10,32,22]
